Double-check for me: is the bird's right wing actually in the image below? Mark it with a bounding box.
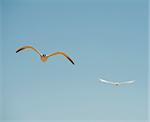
[16,45,42,56]
[47,52,75,65]
[120,80,135,85]
[99,79,115,85]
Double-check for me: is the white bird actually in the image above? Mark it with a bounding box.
[99,78,135,86]
[16,45,75,65]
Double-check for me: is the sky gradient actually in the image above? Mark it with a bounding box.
[0,0,3,120]
[0,0,149,121]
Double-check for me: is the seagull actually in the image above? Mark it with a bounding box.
[99,78,135,86]
[16,45,75,65]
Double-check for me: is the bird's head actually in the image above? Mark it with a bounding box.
[42,54,47,57]
[115,82,119,86]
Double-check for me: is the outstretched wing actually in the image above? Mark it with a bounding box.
[47,52,75,65]
[119,80,135,85]
[99,79,115,85]
[16,45,42,56]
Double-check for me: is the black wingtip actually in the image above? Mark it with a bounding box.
[71,62,75,65]
[67,57,75,65]
[16,48,25,53]
[72,61,75,65]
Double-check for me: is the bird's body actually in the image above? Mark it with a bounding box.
[99,78,135,86]
[16,45,75,65]
[41,54,48,62]
[114,82,120,86]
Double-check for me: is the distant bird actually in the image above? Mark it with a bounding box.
[99,78,135,86]
[16,45,75,65]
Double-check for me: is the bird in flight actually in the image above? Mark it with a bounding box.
[16,45,75,65]
[99,78,135,86]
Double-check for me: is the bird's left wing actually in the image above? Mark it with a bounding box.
[16,45,42,56]
[99,79,115,85]
[47,52,75,65]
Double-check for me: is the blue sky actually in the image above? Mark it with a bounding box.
[0,0,149,121]
[0,0,2,120]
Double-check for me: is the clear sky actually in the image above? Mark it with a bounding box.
[0,0,2,120]
[1,0,148,121]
